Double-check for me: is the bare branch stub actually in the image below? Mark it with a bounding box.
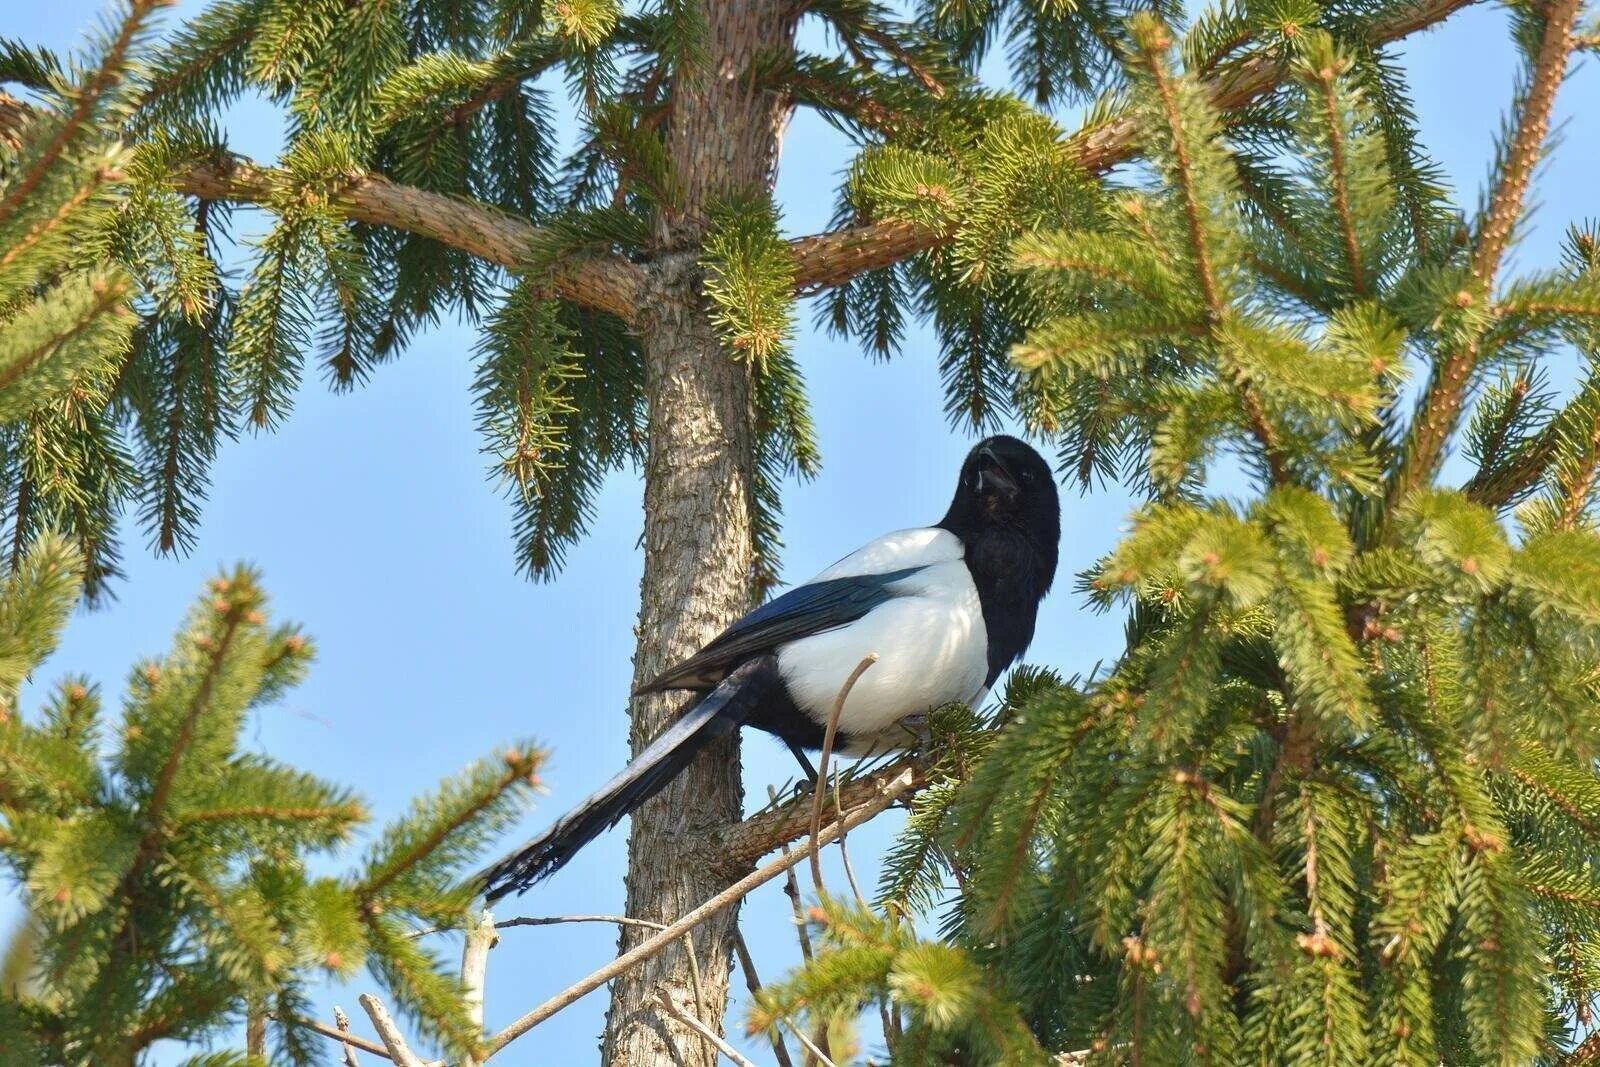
[357,994,430,1067]
[334,1006,363,1067]
[460,910,498,1067]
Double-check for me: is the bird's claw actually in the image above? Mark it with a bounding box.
[898,713,934,753]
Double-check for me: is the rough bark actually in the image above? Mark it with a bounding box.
[604,4,796,1065]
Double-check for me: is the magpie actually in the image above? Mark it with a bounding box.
[479,434,1059,901]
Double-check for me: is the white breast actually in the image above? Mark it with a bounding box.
[775,536,988,749]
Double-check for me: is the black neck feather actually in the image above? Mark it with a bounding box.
[936,518,1058,687]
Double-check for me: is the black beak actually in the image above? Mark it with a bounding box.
[975,445,1019,498]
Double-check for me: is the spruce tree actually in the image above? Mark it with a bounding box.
[15,1,1139,1057]
[754,6,1600,1065]
[1,0,1562,1061]
[0,21,546,1064]
[0,0,195,597]
[0,533,546,1065]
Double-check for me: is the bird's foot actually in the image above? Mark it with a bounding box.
[898,713,934,753]
[786,738,820,790]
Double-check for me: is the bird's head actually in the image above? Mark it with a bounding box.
[943,435,1060,547]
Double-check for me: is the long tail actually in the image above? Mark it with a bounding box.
[477,657,773,901]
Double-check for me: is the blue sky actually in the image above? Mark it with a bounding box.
[6,3,1599,1063]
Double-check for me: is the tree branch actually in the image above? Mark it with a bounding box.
[656,990,759,1067]
[1563,1026,1600,1065]
[1387,0,1584,507]
[106,602,245,960]
[786,0,1482,292]
[460,910,497,1067]
[1,0,1483,307]
[0,0,159,228]
[356,757,538,904]
[0,92,647,324]
[709,755,929,875]
[295,1014,439,1066]
[358,994,428,1067]
[174,155,647,322]
[1464,406,1562,508]
[789,218,941,292]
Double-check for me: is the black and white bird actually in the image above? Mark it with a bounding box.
[479,435,1059,901]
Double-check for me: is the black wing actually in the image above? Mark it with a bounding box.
[636,566,924,693]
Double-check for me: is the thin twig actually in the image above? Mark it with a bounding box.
[734,928,797,1067]
[683,929,715,1063]
[410,913,670,939]
[468,908,712,1057]
[357,994,427,1067]
[770,785,815,964]
[499,913,667,932]
[830,766,893,1056]
[656,990,759,1067]
[484,767,917,1056]
[832,771,870,908]
[809,654,878,891]
[296,1016,396,1061]
[333,1006,362,1067]
[781,1018,839,1067]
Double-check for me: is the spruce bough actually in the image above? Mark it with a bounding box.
[755,9,1600,1066]
[0,536,545,1065]
[6,0,1600,1062]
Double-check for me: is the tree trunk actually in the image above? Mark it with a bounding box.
[603,4,795,1066]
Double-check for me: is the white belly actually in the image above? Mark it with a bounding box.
[775,560,988,745]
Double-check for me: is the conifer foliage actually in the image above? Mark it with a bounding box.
[7,0,1600,1062]
[756,7,1600,1065]
[0,536,544,1065]
[0,0,175,598]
